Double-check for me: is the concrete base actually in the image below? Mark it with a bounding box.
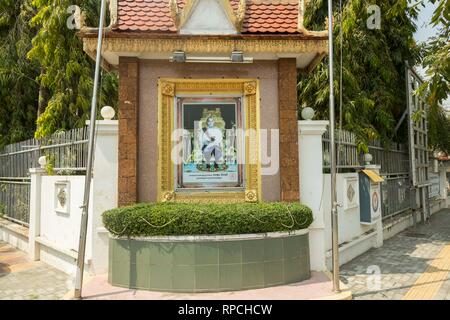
[109,230,310,293]
[0,218,29,253]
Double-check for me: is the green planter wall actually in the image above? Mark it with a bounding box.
[108,229,310,292]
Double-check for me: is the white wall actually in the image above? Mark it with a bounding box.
[89,120,118,274]
[39,175,93,274]
[322,173,380,268]
[322,173,375,251]
[0,226,28,252]
[0,120,118,276]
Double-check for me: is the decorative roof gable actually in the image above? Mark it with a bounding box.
[115,0,326,35]
[176,0,239,34]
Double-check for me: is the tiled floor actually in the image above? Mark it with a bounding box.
[340,208,450,300]
[1,208,449,300]
[0,242,71,300]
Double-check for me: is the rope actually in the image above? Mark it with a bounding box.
[140,216,180,229]
[279,206,295,228]
[108,222,130,236]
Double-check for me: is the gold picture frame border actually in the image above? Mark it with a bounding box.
[157,78,261,203]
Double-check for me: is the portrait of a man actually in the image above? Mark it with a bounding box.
[201,116,223,169]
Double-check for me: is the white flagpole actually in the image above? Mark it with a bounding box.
[328,0,340,292]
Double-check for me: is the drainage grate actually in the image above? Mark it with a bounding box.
[400,232,432,239]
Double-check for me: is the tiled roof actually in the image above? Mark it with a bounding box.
[242,1,299,33]
[117,0,301,34]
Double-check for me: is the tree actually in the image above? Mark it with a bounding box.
[418,0,450,153]
[0,0,118,147]
[0,0,39,147]
[28,0,118,138]
[299,0,420,151]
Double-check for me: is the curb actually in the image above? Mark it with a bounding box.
[61,274,95,300]
[312,271,352,300]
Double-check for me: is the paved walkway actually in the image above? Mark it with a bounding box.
[340,208,450,300]
[0,242,71,300]
[66,271,350,300]
[1,208,449,300]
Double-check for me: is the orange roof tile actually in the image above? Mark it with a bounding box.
[117,0,301,34]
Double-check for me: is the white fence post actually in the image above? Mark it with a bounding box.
[365,164,384,248]
[28,168,45,260]
[298,120,329,271]
[439,164,447,200]
[87,118,118,274]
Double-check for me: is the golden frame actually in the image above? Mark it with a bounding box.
[157,79,261,203]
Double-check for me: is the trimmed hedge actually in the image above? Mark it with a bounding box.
[102,202,313,237]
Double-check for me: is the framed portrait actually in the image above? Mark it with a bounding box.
[176,97,245,190]
[157,79,261,203]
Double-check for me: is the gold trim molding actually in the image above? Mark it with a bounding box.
[157,78,261,203]
[82,37,328,57]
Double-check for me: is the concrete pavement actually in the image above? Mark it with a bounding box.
[0,242,71,300]
[1,208,449,300]
[340,208,450,300]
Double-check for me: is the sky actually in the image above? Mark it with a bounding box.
[414,1,440,43]
[413,1,450,110]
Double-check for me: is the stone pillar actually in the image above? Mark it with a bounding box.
[88,119,118,274]
[298,120,328,271]
[365,164,384,248]
[118,57,139,206]
[439,164,447,200]
[28,168,45,260]
[278,58,300,202]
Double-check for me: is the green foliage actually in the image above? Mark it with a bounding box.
[0,0,40,148]
[418,0,450,153]
[44,153,55,175]
[300,0,420,150]
[102,202,314,237]
[0,1,118,147]
[28,0,118,138]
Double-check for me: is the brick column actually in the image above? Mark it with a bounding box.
[278,58,300,202]
[118,57,139,206]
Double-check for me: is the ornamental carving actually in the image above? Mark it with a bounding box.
[244,82,257,95]
[162,191,175,202]
[161,82,175,96]
[57,188,67,207]
[245,190,258,202]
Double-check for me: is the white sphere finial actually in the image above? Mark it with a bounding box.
[301,107,315,120]
[38,156,47,168]
[364,153,373,165]
[101,106,115,120]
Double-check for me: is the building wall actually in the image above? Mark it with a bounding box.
[138,60,281,202]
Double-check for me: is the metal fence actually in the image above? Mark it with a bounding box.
[322,129,360,169]
[428,158,441,199]
[0,181,30,226]
[322,128,411,220]
[0,127,89,225]
[369,140,411,219]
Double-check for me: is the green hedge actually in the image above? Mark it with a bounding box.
[102,202,313,237]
